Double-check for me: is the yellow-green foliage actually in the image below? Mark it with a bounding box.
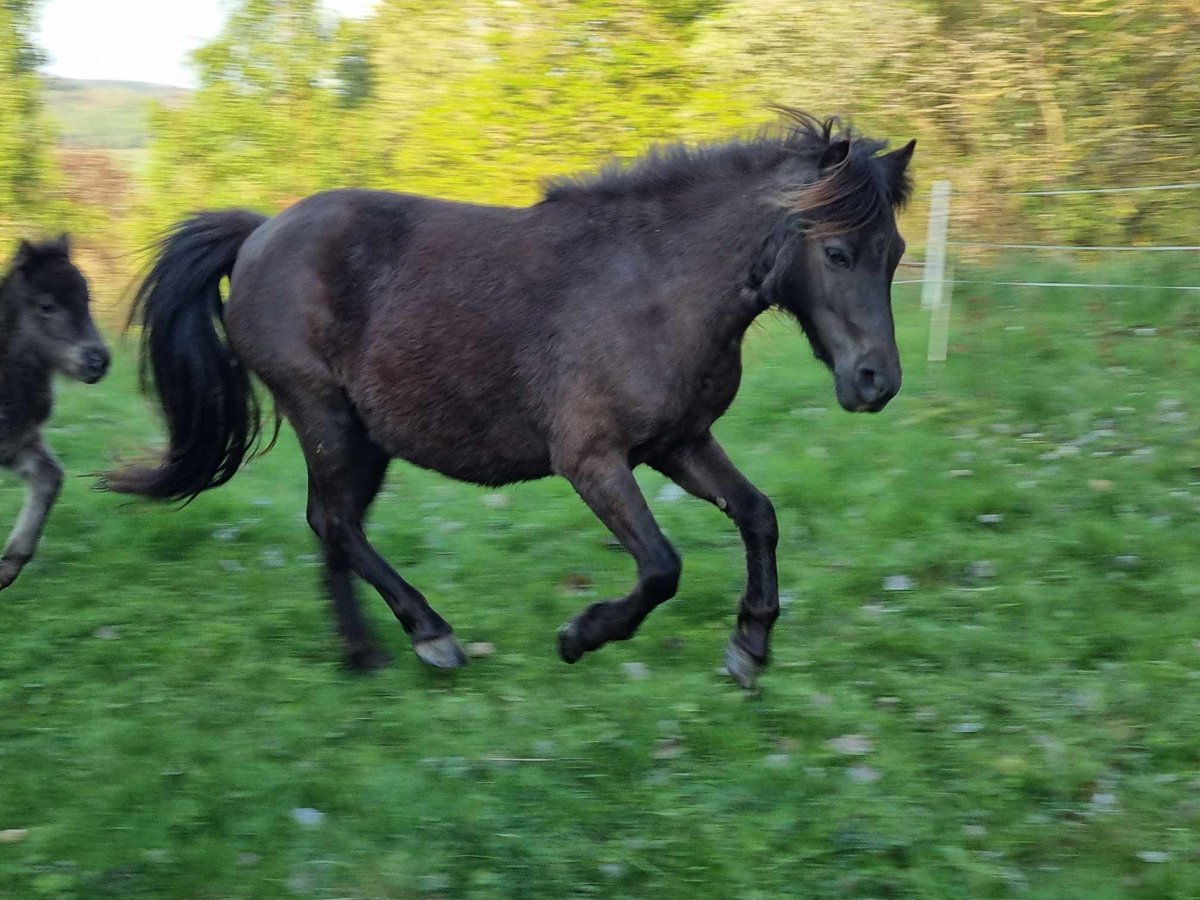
[132,0,1200,246]
[8,0,1200,253]
[0,0,58,241]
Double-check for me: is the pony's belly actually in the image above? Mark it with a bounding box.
[360,405,553,487]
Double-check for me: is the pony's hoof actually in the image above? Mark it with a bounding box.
[557,623,585,664]
[0,555,26,591]
[345,645,392,673]
[413,634,468,669]
[725,640,763,690]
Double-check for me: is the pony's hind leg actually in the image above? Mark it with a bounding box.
[652,433,779,689]
[0,437,64,591]
[306,443,391,671]
[283,385,467,670]
[555,451,682,663]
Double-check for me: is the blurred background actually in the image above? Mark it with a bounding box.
[2,2,1199,898]
[2,0,1199,318]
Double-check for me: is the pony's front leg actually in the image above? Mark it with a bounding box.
[555,452,681,663]
[653,433,779,688]
[0,438,64,590]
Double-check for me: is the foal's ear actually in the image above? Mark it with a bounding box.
[818,139,852,172]
[53,233,72,255]
[14,240,39,273]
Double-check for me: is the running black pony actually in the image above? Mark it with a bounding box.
[1,236,110,590]
[107,110,915,687]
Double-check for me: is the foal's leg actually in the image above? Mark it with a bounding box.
[556,452,682,663]
[0,437,65,591]
[285,388,467,669]
[306,442,391,671]
[653,433,779,688]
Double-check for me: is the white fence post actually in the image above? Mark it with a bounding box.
[921,179,951,312]
[905,178,1200,364]
[926,256,955,363]
[921,179,953,362]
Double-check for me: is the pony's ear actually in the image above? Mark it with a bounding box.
[879,139,916,205]
[14,240,39,273]
[54,233,71,255]
[881,139,916,174]
[818,139,851,172]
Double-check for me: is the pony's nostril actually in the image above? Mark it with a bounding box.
[83,347,110,377]
[855,366,879,396]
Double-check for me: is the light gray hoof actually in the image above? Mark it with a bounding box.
[725,640,763,690]
[413,634,468,669]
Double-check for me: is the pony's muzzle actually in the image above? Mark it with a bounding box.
[77,345,111,384]
[838,351,900,412]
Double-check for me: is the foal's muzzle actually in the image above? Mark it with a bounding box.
[76,345,111,384]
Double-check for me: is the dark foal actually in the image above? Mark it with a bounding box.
[1,236,110,590]
[108,111,914,687]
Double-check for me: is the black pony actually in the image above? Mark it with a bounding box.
[108,111,914,687]
[1,236,109,590]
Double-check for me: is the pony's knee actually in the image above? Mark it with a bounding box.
[17,448,62,497]
[642,544,682,601]
[42,458,64,499]
[739,490,778,547]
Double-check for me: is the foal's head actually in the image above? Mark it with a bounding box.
[762,114,915,413]
[3,235,110,383]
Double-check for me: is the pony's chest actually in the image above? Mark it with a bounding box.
[674,337,743,421]
[694,347,743,412]
[0,374,52,445]
[642,343,743,449]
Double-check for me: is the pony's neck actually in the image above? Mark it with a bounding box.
[661,166,794,334]
[548,152,801,345]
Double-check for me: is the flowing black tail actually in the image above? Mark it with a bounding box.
[105,209,271,502]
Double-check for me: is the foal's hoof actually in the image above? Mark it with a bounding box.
[413,634,468,669]
[557,622,585,664]
[0,559,23,591]
[725,640,764,690]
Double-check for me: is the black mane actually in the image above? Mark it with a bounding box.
[542,132,795,203]
[542,108,912,234]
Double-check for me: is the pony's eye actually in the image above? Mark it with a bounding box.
[824,246,851,269]
[39,301,57,315]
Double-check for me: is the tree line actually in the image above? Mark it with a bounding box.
[3,0,1198,291]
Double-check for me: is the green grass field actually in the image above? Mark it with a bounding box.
[2,265,1198,898]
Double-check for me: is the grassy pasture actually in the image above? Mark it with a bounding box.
[1,263,1198,898]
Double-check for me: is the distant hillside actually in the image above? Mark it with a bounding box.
[44,77,190,150]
